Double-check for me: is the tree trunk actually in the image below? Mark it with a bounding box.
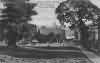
[80,29,89,49]
[6,27,18,48]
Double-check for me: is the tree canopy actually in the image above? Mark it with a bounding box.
[0,0,38,41]
[55,0,100,28]
[0,0,37,24]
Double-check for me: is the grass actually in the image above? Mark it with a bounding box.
[0,46,93,63]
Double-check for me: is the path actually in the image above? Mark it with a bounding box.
[82,50,100,63]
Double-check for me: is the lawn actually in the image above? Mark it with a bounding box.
[0,46,93,63]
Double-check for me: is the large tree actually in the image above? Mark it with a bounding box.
[0,0,37,47]
[1,0,37,25]
[55,0,100,49]
[56,0,100,26]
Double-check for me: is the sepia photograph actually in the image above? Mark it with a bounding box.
[0,0,100,63]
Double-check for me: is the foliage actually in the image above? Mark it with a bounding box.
[55,0,100,28]
[0,0,37,24]
[0,0,37,41]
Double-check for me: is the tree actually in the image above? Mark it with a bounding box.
[55,0,100,49]
[1,0,37,23]
[56,0,100,25]
[0,0,37,47]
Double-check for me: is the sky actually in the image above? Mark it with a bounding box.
[0,0,100,27]
[29,0,61,27]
